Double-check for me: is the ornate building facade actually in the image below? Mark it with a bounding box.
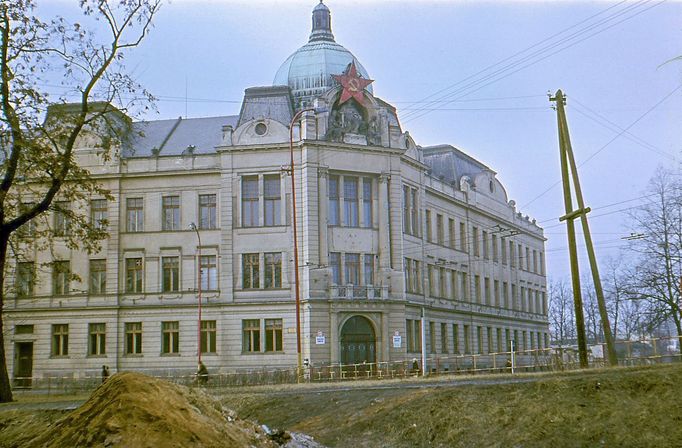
[4,2,548,382]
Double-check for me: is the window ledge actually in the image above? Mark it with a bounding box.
[87,354,108,358]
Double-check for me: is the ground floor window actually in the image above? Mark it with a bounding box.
[162,321,180,354]
[125,322,143,355]
[200,320,217,354]
[265,319,283,352]
[88,323,106,356]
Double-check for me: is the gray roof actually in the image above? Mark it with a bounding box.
[123,115,238,158]
[422,144,491,184]
[237,86,293,128]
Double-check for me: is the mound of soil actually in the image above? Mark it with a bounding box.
[26,372,279,448]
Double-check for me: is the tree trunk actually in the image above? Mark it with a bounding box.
[0,234,13,402]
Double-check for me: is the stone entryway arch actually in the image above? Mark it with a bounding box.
[340,315,376,366]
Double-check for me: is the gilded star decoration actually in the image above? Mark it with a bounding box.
[332,61,373,105]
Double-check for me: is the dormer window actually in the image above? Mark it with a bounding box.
[255,122,267,136]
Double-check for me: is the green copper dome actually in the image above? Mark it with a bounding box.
[273,1,372,106]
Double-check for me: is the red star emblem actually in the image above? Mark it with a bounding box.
[332,61,373,105]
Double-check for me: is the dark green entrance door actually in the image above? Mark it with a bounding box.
[340,316,376,366]
[14,342,33,388]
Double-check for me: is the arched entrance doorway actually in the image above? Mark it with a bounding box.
[340,316,376,366]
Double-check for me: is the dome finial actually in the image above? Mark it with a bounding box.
[310,0,334,42]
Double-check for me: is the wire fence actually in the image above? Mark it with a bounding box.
[11,335,681,396]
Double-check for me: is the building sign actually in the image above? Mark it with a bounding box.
[392,335,402,348]
[316,330,326,345]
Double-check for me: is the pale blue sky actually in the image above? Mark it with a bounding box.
[40,0,682,280]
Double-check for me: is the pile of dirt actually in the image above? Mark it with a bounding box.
[25,372,283,448]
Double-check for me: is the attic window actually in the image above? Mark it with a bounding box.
[489,180,495,193]
[255,122,267,136]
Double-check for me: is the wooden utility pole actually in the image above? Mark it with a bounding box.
[551,90,619,367]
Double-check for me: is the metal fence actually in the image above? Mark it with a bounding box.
[11,335,682,396]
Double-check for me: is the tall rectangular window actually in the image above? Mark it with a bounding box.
[440,322,448,353]
[472,226,479,257]
[503,282,509,308]
[89,259,107,294]
[344,177,359,227]
[199,194,217,229]
[330,252,341,285]
[18,202,36,237]
[242,253,259,289]
[91,199,108,230]
[329,175,340,226]
[510,241,515,267]
[126,198,144,232]
[501,237,507,265]
[242,176,259,227]
[459,222,467,252]
[518,243,523,269]
[477,326,483,354]
[363,254,374,285]
[265,318,283,352]
[484,277,490,305]
[264,175,281,226]
[464,325,471,354]
[161,321,180,354]
[451,270,458,300]
[403,186,410,233]
[362,178,372,228]
[436,214,444,245]
[429,321,436,354]
[448,218,455,248]
[425,210,432,242]
[526,247,531,271]
[460,272,468,302]
[512,284,518,310]
[439,267,447,298]
[162,196,180,231]
[242,319,260,352]
[200,255,217,290]
[411,189,418,236]
[494,280,500,307]
[453,324,459,354]
[125,322,142,354]
[89,323,106,356]
[17,262,35,298]
[487,327,493,354]
[125,258,143,293]
[482,231,489,259]
[411,260,420,294]
[201,320,217,353]
[52,324,69,356]
[345,253,360,285]
[54,201,71,236]
[492,234,498,262]
[474,275,481,303]
[497,328,503,354]
[162,256,180,292]
[264,252,282,289]
[53,261,70,295]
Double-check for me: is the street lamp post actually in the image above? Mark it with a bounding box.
[289,106,325,382]
[189,222,202,368]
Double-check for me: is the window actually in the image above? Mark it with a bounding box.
[162,321,180,354]
[18,202,36,237]
[425,210,432,242]
[501,237,507,265]
[364,254,374,285]
[429,321,436,354]
[403,185,419,236]
[526,247,531,271]
[15,325,34,335]
[53,261,70,295]
[494,280,500,307]
[503,282,509,308]
[264,175,281,226]
[464,325,471,354]
[242,253,259,289]
[487,327,493,354]
[453,324,459,354]
[265,319,283,352]
[439,267,447,298]
[518,243,523,269]
[362,179,372,228]
[162,196,180,231]
[264,252,282,289]
[492,234,498,262]
[162,257,180,292]
[17,262,35,297]
[54,201,70,236]
[477,326,483,354]
[89,323,106,356]
[440,322,448,353]
[200,255,217,290]
[472,226,479,257]
[459,222,467,252]
[52,324,69,356]
[199,194,217,229]
[330,252,341,285]
[450,270,458,300]
[242,176,259,227]
[126,198,144,232]
[460,272,468,301]
[410,259,421,293]
[512,284,518,310]
[510,241,516,267]
[329,175,340,225]
[448,218,455,249]
[484,277,490,305]
[125,322,142,354]
[243,319,260,352]
[411,189,418,235]
[201,320,217,353]
[89,259,106,294]
[497,328,503,354]
[91,199,108,230]
[345,253,360,285]
[125,258,143,293]
[406,319,421,353]
[474,275,481,303]
[428,265,437,297]
[343,177,359,227]
[482,231,489,259]
[436,214,444,245]
[533,250,538,273]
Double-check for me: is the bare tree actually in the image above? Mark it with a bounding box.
[548,278,576,346]
[0,0,160,403]
[625,168,682,343]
